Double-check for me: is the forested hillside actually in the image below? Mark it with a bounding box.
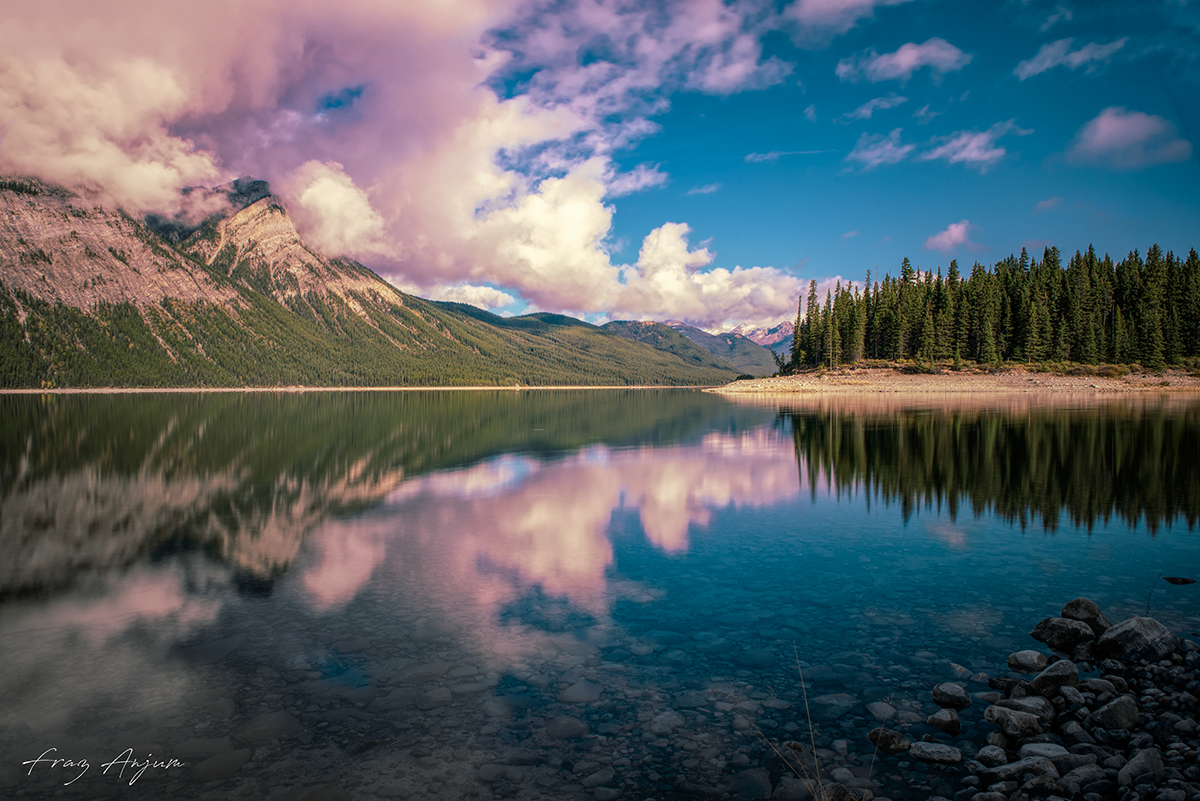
[790,245,1200,371]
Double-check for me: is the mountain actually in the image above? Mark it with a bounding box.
[600,320,738,372]
[0,177,737,388]
[729,320,795,356]
[663,321,778,377]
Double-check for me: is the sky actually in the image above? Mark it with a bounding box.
[1,0,1198,332]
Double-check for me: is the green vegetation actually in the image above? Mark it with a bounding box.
[666,321,777,377]
[601,320,738,371]
[789,245,1200,372]
[783,400,1200,532]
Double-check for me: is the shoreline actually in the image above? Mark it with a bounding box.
[710,366,1200,396]
[0,384,720,395]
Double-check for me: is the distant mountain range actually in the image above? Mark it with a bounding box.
[0,177,739,388]
[729,320,795,355]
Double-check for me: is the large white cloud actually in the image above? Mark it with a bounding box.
[1067,107,1192,170]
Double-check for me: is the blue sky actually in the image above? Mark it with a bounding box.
[4,0,1198,331]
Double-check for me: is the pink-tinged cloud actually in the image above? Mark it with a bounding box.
[784,0,916,40]
[1014,38,1127,81]
[924,220,977,253]
[841,92,908,121]
[687,183,721,195]
[845,128,914,170]
[1068,107,1193,170]
[1034,196,1062,213]
[1040,6,1072,32]
[919,119,1032,172]
[837,38,972,84]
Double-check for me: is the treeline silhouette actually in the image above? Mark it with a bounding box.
[790,245,1200,370]
[783,401,1200,532]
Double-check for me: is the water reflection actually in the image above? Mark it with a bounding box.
[0,390,1197,801]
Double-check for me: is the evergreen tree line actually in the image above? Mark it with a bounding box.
[789,244,1200,371]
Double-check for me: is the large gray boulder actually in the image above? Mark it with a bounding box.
[1096,616,1180,662]
[1061,597,1112,636]
[1118,749,1164,787]
[1030,659,1079,696]
[985,705,1043,737]
[1089,694,1139,730]
[931,682,971,710]
[1030,617,1095,653]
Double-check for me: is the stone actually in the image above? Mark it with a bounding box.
[932,682,971,710]
[866,727,910,754]
[926,708,961,736]
[1089,695,1139,730]
[772,775,812,801]
[395,662,453,683]
[733,649,777,669]
[980,756,1059,783]
[809,693,857,721]
[996,695,1055,726]
[1081,678,1116,695]
[1017,743,1068,760]
[367,687,421,712]
[175,737,233,759]
[975,745,1007,767]
[1030,659,1079,695]
[1059,764,1106,789]
[558,681,602,704]
[647,710,685,735]
[594,788,622,801]
[1007,650,1048,674]
[171,634,246,666]
[545,716,589,739]
[582,768,615,788]
[643,630,689,644]
[237,712,304,745]
[1030,618,1095,653]
[191,749,251,782]
[730,767,772,799]
[866,701,896,721]
[298,785,351,801]
[1061,597,1112,636]
[416,687,452,710]
[984,705,1042,737]
[908,741,962,764]
[1096,617,1180,662]
[479,764,506,782]
[1117,749,1163,787]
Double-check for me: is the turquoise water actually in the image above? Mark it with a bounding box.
[0,391,1197,800]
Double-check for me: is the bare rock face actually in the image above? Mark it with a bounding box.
[1096,616,1180,662]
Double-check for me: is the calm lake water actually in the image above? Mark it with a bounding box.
[1,390,1198,801]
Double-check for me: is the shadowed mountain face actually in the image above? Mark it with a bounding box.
[600,320,737,371]
[664,321,778,376]
[0,178,736,388]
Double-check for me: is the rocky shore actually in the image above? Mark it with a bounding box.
[808,598,1200,801]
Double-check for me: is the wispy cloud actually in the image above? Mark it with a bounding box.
[1067,107,1193,170]
[744,150,832,162]
[607,164,668,197]
[1014,38,1127,80]
[837,38,972,84]
[919,120,1033,172]
[912,104,941,123]
[804,104,817,122]
[687,183,721,194]
[845,128,914,170]
[843,230,859,238]
[1040,5,1073,32]
[840,92,908,121]
[1034,196,1062,213]
[784,0,918,40]
[924,220,978,253]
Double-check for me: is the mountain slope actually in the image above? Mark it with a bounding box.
[0,178,737,388]
[600,320,738,372]
[732,320,795,356]
[664,321,778,377]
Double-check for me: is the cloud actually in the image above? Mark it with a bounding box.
[843,230,859,238]
[687,183,721,195]
[836,38,972,83]
[1067,107,1193,170]
[1040,6,1073,32]
[744,149,831,162]
[845,128,913,170]
[1014,38,1127,80]
[0,0,812,329]
[804,103,817,122]
[912,104,940,123]
[841,92,908,121]
[1034,196,1062,213]
[919,119,1033,172]
[424,284,517,310]
[784,0,916,40]
[924,219,977,253]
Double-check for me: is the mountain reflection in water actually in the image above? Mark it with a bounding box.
[0,390,1197,801]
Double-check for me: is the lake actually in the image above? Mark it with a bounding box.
[1,390,1197,801]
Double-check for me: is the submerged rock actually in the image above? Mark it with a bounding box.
[237,711,303,744]
[908,741,961,764]
[926,708,961,736]
[866,727,910,754]
[984,704,1042,737]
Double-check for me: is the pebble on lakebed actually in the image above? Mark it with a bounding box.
[854,596,1200,801]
